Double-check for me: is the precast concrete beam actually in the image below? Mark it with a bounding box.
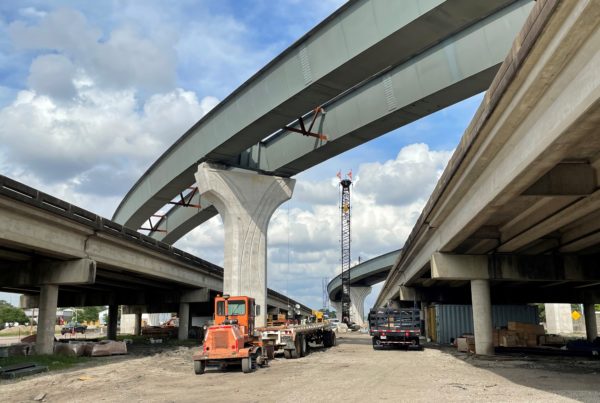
[350,286,371,326]
[180,288,209,303]
[523,162,596,196]
[195,163,294,327]
[431,252,600,282]
[1,258,96,287]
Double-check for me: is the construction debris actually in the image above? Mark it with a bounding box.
[0,362,48,379]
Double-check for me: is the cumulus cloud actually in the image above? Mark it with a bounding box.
[0,85,215,186]
[9,8,176,93]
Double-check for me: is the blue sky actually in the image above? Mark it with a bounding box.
[0,1,482,313]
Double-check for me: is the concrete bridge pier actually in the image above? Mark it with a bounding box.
[471,279,493,356]
[37,284,59,355]
[350,286,371,326]
[107,303,118,341]
[584,302,598,342]
[195,163,295,327]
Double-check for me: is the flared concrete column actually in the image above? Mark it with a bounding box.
[350,286,371,326]
[107,304,118,340]
[195,163,295,327]
[36,284,58,355]
[471,279,493,355]
[330,301,342,321]
[178,302,190,340]
[584,303,598,342]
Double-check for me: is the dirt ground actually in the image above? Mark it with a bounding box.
[1,332,599,402]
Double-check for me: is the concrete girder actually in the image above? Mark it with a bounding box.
[149,2,533,244]
[327,250,399,301]
[114,0,527,230]
[377,0,600,305]
[397,284,600,305]
[195,163,295,327]
[0,258,96,287]
[522,162,596,196]
[431,252,600,282]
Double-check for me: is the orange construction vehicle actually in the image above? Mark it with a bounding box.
[192,294,272,374]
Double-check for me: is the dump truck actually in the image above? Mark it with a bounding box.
[368,307,421,349]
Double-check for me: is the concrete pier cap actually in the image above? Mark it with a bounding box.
[195,162,295,327]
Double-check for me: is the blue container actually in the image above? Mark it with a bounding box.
[435,304,538,344]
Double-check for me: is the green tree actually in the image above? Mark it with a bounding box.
[0,300,29,324]
[77,306,104,323]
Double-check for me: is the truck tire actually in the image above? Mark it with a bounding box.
[323,331,336,348]
[372,337,383,350]
[241,357,252,373]
[194,360,206,375]
[284,349,292,359]
[295,334,307,357]
[300,335,308,357]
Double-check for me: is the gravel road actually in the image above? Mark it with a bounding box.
[1,333,599,402]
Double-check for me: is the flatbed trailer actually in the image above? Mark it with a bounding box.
[261,322,336,359]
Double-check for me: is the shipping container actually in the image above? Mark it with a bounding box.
[431,304,538,344]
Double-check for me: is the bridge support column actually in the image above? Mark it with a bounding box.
[107,304,118,341]
[195,162,295,328]
[330,301,342,321]
[471,279,493,355]
[133,307,142,336]
[178,302,190,341]
[36,284,58,355]
[584,302,598,342]
[350,286,371,326]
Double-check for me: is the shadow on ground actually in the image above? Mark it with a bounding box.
[427,342,600,401]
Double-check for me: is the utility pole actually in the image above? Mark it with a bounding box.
[338,171,352,325]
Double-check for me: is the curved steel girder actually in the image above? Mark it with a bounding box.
[327,249,401,302]
[113,0,523,229]
[148,1,532,244]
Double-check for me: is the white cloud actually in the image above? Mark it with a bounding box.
[9,8,176,93]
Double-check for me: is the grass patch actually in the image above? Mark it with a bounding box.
[0,355,91,371]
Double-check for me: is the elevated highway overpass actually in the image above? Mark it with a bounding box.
[327,249,400,325]
[111,0,534,326]
[0,174,311,353]
[376,0,600,355]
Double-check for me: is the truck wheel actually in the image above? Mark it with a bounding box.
[194,360,206,375]
[323,331,331,347]
[330,332,336,347]
[241,357,253,373]
[372,338,382,350]
[295,334,305,357]
[300,335,309,357]
[265,345,275,360]
[284,349,292,359]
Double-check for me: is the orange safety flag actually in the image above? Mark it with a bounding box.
[336,171,341,180]
[347,170,353,181]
